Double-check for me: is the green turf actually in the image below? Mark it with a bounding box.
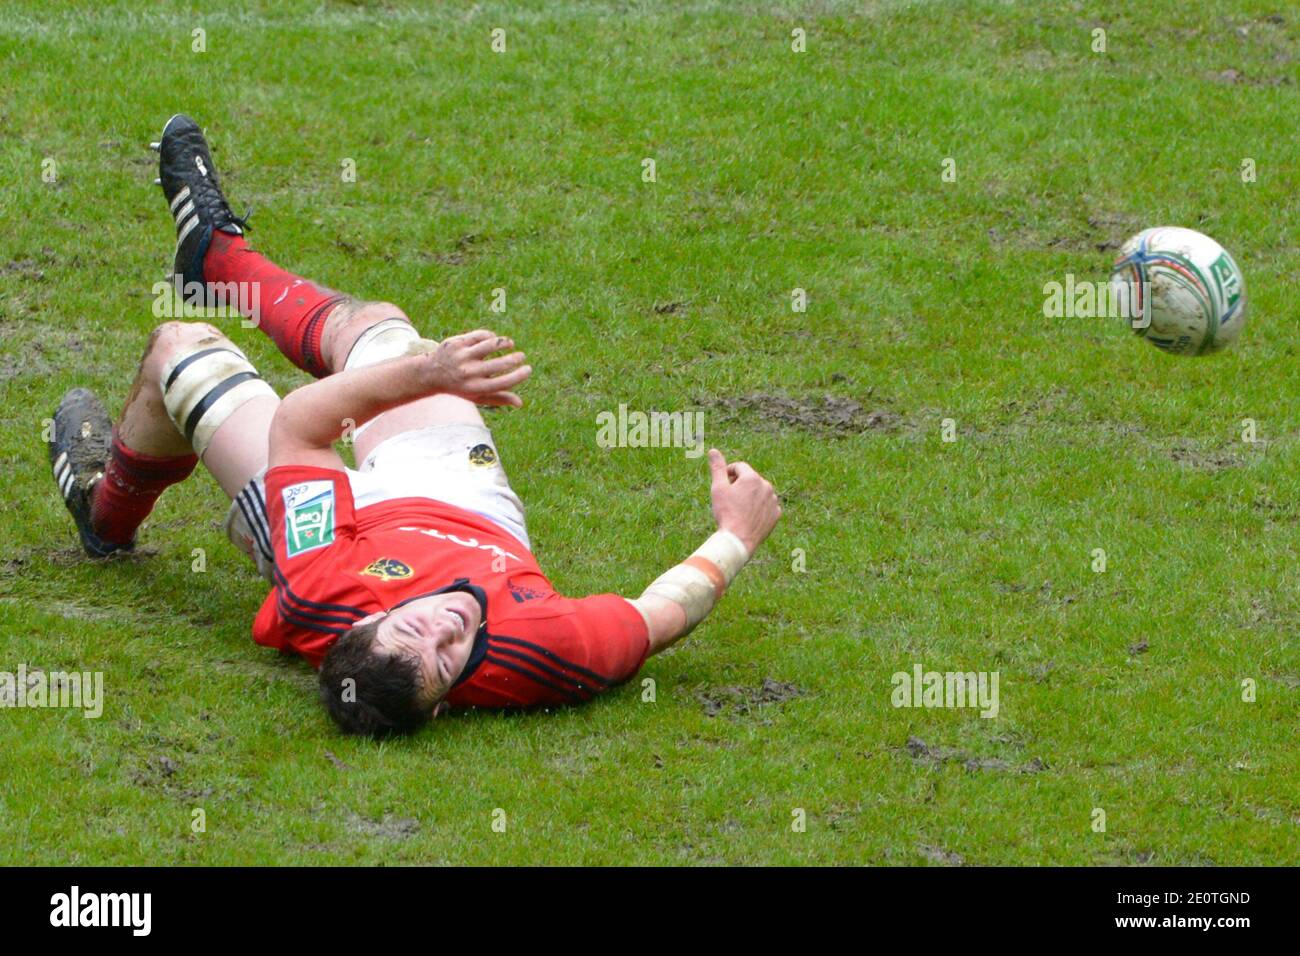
[1,0,1297,865]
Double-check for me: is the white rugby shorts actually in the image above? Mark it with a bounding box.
[224,423,528,582]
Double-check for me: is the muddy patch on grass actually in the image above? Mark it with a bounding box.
[1082,211,1145,252]
[0,256,48,282]
[129,753,186,792]
[1246,801,1300,826]
[44,599,120,623]
[1168,443,1243,471]
[991,578,1077,608]
[701,392,900,435]
[1210,67,1292,87]
[1027,660,1056,683]
[1103,847,1157,866]
[324,750,353,772]
[210,659,317,691]
[345,811,420,840]
[904,736,1047,774]
[420,233,486,266]
[43,545,159,567]
[918,843,964,866]
[696,677,806,717]
[1251,494,1300,523]
[1244,598,1281,627]
[0,350,55,383]
[1035,210,1144,253]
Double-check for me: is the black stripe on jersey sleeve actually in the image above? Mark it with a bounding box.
[488,634,614,687]
[275,589,358,630]
[276,603,350,637]
[487,642,597,696]
[483,653,587,704]
[272,566,368,619]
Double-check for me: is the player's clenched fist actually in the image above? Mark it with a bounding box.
[416,329,532,407]
[707,448,781,554]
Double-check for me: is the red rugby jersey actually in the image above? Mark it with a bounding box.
[252,464,649,709]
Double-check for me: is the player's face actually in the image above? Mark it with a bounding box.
[373,591,481,704]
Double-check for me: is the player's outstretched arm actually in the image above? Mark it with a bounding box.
[629,449,781,654]
[268,330,530,469]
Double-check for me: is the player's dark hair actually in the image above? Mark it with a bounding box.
[318,618,432,737]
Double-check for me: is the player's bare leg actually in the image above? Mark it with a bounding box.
[141,318,282,574]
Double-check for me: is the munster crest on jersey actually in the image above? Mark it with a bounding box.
[360,557,413,581]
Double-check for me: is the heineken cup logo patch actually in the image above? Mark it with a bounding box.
[282,480,336,557]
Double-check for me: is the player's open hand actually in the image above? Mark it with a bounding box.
[707,448,781,554]
[424,329,531,407]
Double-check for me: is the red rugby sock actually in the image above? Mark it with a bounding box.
[90,434,198,545]
[202,232,347,377]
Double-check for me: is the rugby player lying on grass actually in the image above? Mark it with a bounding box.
[47,114,781,736]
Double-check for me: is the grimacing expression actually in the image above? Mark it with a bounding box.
[371,591,481,705]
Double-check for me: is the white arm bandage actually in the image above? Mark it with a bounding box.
[640,530,751,630]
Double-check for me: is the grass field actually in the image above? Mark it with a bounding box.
[1,0,1298,866]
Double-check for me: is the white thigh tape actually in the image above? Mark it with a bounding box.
[160,345,276,457]
[344,318,439,439]
[342,318,424,371]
